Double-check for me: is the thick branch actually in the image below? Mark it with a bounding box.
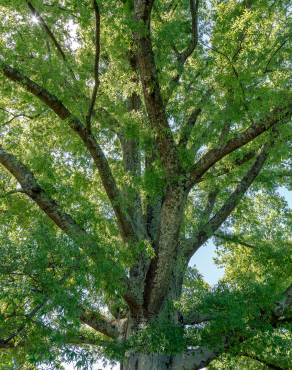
[144,186,187,315]
[179,0,200,64]
[178,107,201,147]
[187,105,291,188]
[118,52,145,238]
[181,312,212,325]
[133,0,182,177]
[173,347,220,370]
[145,148,163,242]
[80,309,121,338]
[272,283,292,321]
[0,145,137,309]
[195,150,256,184]
[0,61,135,242]
[185,141,273,258]
[0,145,89,241]
[1,62,70,118]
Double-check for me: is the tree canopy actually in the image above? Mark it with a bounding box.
[0,0,291,369]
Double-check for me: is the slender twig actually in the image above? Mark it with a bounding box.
[214,231,256,249]
[0,108,43,128]
[0,189,26,198]
[86,0,101,129]
[1,301,47,345]
[166,0,200,101]
[43,3,80,19]
[204,43,253,123]
[264,38,288,73]
[26,1,76,80]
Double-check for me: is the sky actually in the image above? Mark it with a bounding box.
[191,187,292,286]
[62,187,291,370]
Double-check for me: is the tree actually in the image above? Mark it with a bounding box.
[0,0,291,369]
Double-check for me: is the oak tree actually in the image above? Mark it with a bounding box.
[0,0,291,369]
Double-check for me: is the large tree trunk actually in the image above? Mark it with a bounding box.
[122,353,180,370]
[121,349,215,370]
[120,268,191,370]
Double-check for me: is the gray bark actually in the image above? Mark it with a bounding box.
[122,347,218,370]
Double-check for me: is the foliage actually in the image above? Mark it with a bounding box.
[0,0,291,369]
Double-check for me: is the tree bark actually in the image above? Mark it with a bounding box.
[122,353,177,370]
[121,348,218,370]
